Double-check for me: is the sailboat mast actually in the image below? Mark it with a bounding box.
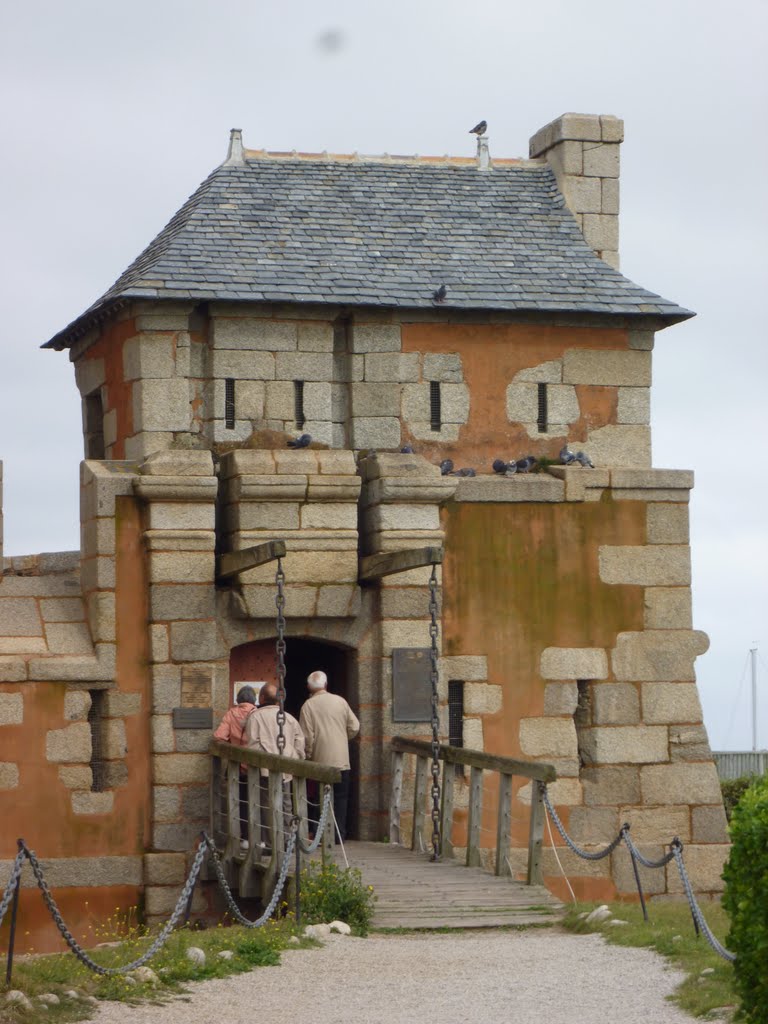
[750,646,758,752]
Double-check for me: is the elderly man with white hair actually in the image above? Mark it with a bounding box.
[300,669,360,840]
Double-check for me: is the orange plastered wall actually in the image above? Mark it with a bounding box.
[401,322,626,468]
[442,497,646,899]
[0,500,150,859]
[80,319,137,459]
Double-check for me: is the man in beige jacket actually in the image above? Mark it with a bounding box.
[245,683,305,848]
[299,670,359,840]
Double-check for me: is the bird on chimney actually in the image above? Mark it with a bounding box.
[469,120,487,136]
[433,284,447,303]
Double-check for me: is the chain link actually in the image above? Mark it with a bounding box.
[204,827,296,927]
[0,848,26,931]
[542,787,623,860]
[622,830,675,870]
[671,843,735,962]
[542,787,735,963]
[275,556,287,756]
[21,838,208,975]
[428,563,441,861]
[297,785,334,855]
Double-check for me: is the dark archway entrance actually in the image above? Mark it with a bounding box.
[229,636,359,838]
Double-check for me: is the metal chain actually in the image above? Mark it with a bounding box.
[671,843,735,962]
[21,838,208,975]
[428,563,441,861]
[0,849,26,931]
[622,830,676,870]
[542,787,623,860]
[275,556,287,756]
[297,785,334,855]
[543,789,735,963]
[203,826,296,927]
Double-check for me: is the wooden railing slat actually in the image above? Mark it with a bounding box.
[466,766,483,867]
[412,756,428,852]
[495,772,513,877]
[210,739,341,784]
[391,736,555,782]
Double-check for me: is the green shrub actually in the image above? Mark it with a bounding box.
[299,861,376,936]
[721,775,761,822]
[722,774,768,1023]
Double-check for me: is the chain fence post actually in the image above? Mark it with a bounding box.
[622,825,648,922]
[428,563,441,862]
[4,842,23,988]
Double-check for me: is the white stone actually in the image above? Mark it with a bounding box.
[186,946,206,966]
[304,923,332,939]
[329,920,352,935]
[217,950,235,960]
[38,993,61,1005]
[608,919,629,927]
[131,966,159,985]
[585,905,612,924]
[6,991,33,1010]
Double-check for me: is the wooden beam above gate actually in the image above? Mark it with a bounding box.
[359,546,443,583]
[217,540,287,582]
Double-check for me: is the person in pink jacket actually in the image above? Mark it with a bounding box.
[213,685,258,847]
[213,685,258,746]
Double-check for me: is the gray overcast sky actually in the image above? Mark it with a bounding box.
[1,0,766,749]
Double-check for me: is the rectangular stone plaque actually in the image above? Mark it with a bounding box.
[181,666,213,708]
[172,707,213,730]
[392,648,432,723]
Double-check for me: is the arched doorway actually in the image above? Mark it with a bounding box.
[229,636,359,838]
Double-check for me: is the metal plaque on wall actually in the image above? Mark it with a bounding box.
[172,707,213,730]
[392,648,432,722]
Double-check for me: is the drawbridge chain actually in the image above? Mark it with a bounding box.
[275,556,287,754]
[428,563,441,860]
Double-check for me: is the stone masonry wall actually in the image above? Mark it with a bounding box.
[441,467,727,901]
[72,303,651,472]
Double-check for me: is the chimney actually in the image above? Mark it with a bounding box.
[476,135,490,172]
[529,113,623,269]
[224,128,245,167]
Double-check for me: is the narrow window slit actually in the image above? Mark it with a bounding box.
[294,380,306,429]
[224,378,236,429]
[430,381,442,431]
[448,680,464,776]
[537,382,548,433]
[88,690,106,792]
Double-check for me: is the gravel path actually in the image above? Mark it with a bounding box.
[89,930,694,1024]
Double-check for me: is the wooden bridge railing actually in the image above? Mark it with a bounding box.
[210,740,341,898]
[389,737,557,885]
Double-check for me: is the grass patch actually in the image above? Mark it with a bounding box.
[563,901,737,1020]
[1,916,315,1024]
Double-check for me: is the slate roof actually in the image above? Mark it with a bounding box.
[45,152,693,349]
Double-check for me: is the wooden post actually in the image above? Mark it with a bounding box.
[210,755,222,843]
[527,779,545,885]
[412,756,428,853]
[238,766,262,898]
[440,761,455,859]
[495,772,513,877]
[226,760,241,863]
[322,785,334,861]
[295,776,309,845]
[466,766,483,868]
[389,750,404,845]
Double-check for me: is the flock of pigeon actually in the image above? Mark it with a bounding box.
[286,434,595,475]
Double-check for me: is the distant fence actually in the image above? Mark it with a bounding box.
[713,751,768,780]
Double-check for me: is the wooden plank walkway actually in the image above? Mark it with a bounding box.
[334,841,562,930]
